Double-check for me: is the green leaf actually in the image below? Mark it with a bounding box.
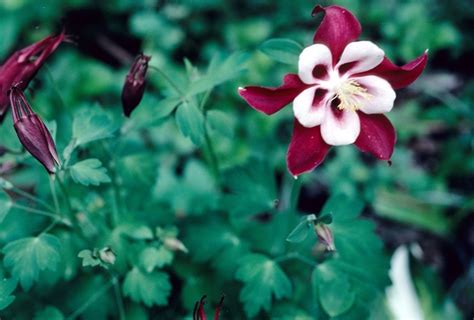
[223,160,277,220]
[0,190,13,224]
[175,102,205,146]
[70,159,111,186]
[72,106,117,147]
[123,267,171,307]
[118,223,154,240]
[126,96,181,132]
[286,216,315,243]
[118,153,158,189]
[260,38,303,65]
[138,246,173,272]
[0,277,16,311]
[3,234,61,291]
[313,263,355,316]
[235,254,292,317]
[186,52,249,96]
[206,110,235,138]
[312,194,391,318]
[78,250,101,267]
[33,306,64,320]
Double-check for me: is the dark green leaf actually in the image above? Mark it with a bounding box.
[72,106,118,147]
[0,190,13,223]
[0,277,16,311]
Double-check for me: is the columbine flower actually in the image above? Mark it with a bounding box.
[0,31,66,122]
[193,295,225,320]
[239,5,427,176]
[121,54,151,117]
[9,86,60,174]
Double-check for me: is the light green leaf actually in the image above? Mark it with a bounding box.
[126,96,181,131]
[175,102,205,146]
[313,263,355,317]
[0,190,13,223]
[0,277,16,311]
[138,246,173,273]
[235,254,292,317]
[118,223,154,240]
[72,106,117,147]
[123,267,171,307]
[33,306,64,320]
[206,110,235,138]
[260,38,303,64]
[78,250,101,267]
[70,159,111,186]
[3,234,61,291]
[186,52,249,96]
[286,215,316,243]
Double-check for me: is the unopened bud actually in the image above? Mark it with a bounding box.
[9,86,60,173]
[163,237,188,253]
[121,54,151,117]
[98,247,116,265]
[314,223,335,251]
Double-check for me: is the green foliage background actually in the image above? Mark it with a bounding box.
[0,0,472,319]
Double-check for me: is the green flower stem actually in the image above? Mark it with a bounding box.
[204,127,220,180]
[112,275,126,320]
[280,174,302,211]
[49,175,60,214]
[149,65,185,97]
[9,185,55,212]
[55,174,73,217]
[65,280,115,320]
[11,203,63,221]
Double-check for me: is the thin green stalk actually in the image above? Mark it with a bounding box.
[11,186,55,212]
[112,276,126,320]
[280,174,302,211]
[49,175,60,214]
[66,280,115,320]
[12,203,60,220]
[44,64,66,108]
[204,128,219,180]
[149,65,185,96]
[56,175,73,217]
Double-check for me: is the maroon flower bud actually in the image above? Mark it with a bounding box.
[121,54,151,117]
[193,295,225,320]
[9,86,60,174]
[314,223,335,251]
[0,31,66,122]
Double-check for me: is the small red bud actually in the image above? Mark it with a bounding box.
[9,86,60,174]
[121,54,151,117]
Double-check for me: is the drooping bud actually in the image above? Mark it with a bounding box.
[98,246,116,265]
[0,31,66,121]
[121,54,151,117]
[314,223,335,251]
[193,295,225,320]
[9,86,60,174]
[163,237,189,253]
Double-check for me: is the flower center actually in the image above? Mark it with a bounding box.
[332,79,372,111]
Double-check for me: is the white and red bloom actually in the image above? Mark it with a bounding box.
[239,5,427,176]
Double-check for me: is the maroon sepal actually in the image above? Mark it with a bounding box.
[121,54,151,117]
[0,30,66,121]
[9,86,60,174]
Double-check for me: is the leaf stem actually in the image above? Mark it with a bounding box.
[49,175,60,214]
[56,174,73,217]
[149,65,185,97]
[11,203,62,221]
[65,280,115,320]
[8,185,55,212]
[112,275,126,320]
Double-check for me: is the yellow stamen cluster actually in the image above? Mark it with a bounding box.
[334,79,372,111]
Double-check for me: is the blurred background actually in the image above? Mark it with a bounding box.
[0,0,473,319]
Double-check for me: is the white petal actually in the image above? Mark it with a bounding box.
[298,44,332,84]
[321,109,360,146]
[355,76,396,114]
[293,87,328,128]
[337,41,384,75]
